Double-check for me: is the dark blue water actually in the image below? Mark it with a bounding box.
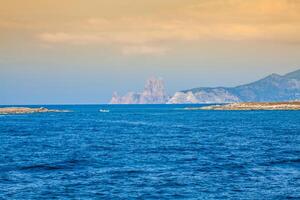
[0,105,299,199]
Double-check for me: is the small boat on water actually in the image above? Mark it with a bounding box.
[99,109,110,113]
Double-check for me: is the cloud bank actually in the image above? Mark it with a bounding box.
[2,0,300,55]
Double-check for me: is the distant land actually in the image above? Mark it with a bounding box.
[110,77,169,104]
[0,107,70,115]
[109,69,300,104]
[169,69,300,104]
[186,102,300,111]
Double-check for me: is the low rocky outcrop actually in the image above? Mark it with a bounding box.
[187,102,300,111]
[0,107,70,114]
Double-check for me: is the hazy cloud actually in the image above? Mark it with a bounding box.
[121,45,169,56]
[33,0,300,55]
[38,33,107,45]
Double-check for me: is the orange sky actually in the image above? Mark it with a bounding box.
[1,0,300,55]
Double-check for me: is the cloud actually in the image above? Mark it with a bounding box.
[120,45,169,56]
[35,0,300,55]
[38,32,106,45]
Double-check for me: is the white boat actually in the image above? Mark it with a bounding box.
[99,109,110,113]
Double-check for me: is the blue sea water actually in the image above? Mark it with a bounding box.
[0,104,299,199]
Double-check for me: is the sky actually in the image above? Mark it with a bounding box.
[1,0,300,104]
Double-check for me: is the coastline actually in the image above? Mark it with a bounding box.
[0,107,70,115]
[186,102,300,111]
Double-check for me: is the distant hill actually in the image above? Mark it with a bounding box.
[168,69,300,104]
[284,69,300,80]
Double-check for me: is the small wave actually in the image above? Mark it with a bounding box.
[268,158,300,165]
[0,115,12,117]
[97,119,150,126]
[20,164,65,171]
[19,159,87,172]
[108,168,148,178]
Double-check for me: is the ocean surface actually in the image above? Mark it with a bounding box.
[0,104,299,199]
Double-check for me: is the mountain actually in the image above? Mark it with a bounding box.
[109,77,169,104]
[284,69,300,80]
[168,69,300,104]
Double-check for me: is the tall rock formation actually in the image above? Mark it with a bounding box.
[168,69,300,104]
[109,77,169,104]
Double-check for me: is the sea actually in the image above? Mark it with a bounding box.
[0,104,299,199]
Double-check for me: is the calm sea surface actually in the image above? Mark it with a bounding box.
[0,105,299,199]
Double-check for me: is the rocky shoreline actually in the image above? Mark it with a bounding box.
[186,102,300,111]
[0,107,70,115]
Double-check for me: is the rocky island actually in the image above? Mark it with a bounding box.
[0,107,70,115]
[187,102,300,111]
[110,77,169,104]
